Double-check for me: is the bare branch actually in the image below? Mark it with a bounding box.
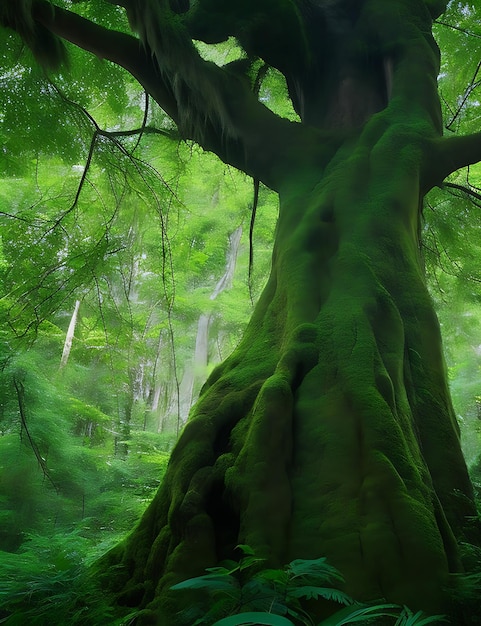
[445,58,481,130]
[436,20,481,40]
[444,181,481,205]
[248,178,259,304]
[13,376,58,493]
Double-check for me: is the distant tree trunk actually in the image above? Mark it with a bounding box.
[116,369,135,457]
[59,299,80,369]
[178,226,243,423]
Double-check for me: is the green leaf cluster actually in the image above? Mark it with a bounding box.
[171,547,445,626]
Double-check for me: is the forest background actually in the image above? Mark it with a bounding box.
[2,1,481,623]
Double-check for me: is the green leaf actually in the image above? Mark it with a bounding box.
[394,608,446,626]
[241,578,288,614]
[288,558,344,583]
[214,560,240,570]
[240,555,267,571]
[256,569,289,585]
[205,566,239,576]
[236,544,256,556]
[212,612,296,626]
[287,586,353,605]
[171,574,239,592]
[318,603,401,625]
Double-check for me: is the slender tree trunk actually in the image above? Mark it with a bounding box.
[59,299,80,369]
[178,226,243,423]
[99,124,478,621]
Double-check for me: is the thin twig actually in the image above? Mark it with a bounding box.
[446,58,481,130]
[436,20,481,40]
[13,376,58,493]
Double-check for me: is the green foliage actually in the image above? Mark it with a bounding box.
[0,24,278,622]
[171,549,445,626]
[171,551,345,625]
[319,604,445,626]
[0,531,139,625]
[1,3,481,624]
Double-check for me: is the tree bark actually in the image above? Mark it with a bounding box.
[99,119,479,622]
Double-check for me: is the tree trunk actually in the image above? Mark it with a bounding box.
[86,3,480,623]
[59,299,80,369]
[178,226,243,424]
[99,122,479,622]
[3,0,480,620]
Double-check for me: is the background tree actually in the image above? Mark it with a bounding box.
[2,0,481,624]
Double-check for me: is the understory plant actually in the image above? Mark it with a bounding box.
[0,531,141,626]
[171,546,445,626]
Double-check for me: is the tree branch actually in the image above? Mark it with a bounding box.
[31,1,180,120]
[433,133,481,182]
[445,58,481,131]
[13,375,58,493]
[435,20,481,40]
[444,181,481,204]
[24,1,338,190]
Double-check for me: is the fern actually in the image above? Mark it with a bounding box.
[0,533,134,625]
[318,603,445,626]
[394,607,446,625]
[171,548,446,626]
[288,558,344,583]
[287,586,353,604]
[172,549,354,626]
[318,603,401,625]
[171,573,240,593]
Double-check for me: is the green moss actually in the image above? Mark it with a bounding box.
[97,20,479,619]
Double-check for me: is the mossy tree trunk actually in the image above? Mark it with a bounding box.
[99,7,480,617]
[104,125,478,621]
[4,0,481,623]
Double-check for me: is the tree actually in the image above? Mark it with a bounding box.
[1,0,481,623]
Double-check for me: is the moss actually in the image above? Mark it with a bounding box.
[97,15,479,620]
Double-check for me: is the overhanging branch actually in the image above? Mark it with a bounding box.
[8,1,338,190]
[5,1,323,189]
[31,1,180,121]
[434,132,481,182]
[13,375,59,493]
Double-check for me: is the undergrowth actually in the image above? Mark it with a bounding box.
[1,539,478,625]
[0,531,136,625]
[171,545,446,626]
